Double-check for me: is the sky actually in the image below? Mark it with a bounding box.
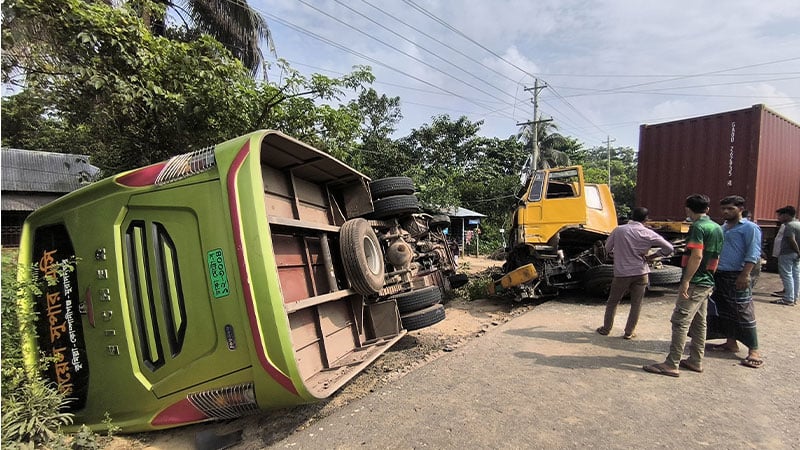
[247,0,800,151]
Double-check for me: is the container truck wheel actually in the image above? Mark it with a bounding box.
[340,218,385,296]
[584,264,614,299]
[371,194,420,219]
[648,265,682,285]
[400,304,446,331]
[390,286,443,314]
[370,176,415,199]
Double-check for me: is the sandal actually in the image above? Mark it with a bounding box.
[642,363,679,377]
[770,299,796,306]
[741,357,764,369]
[623,333,636,340]
[679,359,703,373]
[596,327,610,336]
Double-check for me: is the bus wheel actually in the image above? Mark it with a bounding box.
[371,194,420,219]
[401,304,446,331]
[370,176,415,199]
[340,218,385,296]
[390,286,443,314]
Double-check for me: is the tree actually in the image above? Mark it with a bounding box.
[399,115,486,209]
[349,88,405,178]
[517,121,579,169]
[1,0,375,173]
[582,145,638,218]
[138,0,273,76]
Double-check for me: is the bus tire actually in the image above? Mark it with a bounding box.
[391,286,443,314]
[370,177,415,199]
[401,304,446,331]
[584,264,614,298]
[371,195,420,219]
[340,218,385,296]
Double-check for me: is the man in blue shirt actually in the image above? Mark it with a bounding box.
[707,195,763,368]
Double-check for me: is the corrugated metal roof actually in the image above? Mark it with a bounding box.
[1,193,62,211]
[1,148,101,193]
[442,206,486,218]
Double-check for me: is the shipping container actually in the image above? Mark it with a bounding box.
[637,104,800,230]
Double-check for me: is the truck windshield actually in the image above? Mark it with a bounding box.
[545,169,580,199]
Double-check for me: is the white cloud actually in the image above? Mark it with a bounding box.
[253,0,800,149]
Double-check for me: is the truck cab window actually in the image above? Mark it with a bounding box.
[545,169,580,199]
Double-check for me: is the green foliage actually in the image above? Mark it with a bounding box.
[1,250,107,449]
[1,1,374,174]
[1,250,71,448]
[460,275,492,301]
[581,145,638,217]
[1,372,73,447]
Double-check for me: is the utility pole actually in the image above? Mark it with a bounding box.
[604,135,616,188]
[517,79,551,172]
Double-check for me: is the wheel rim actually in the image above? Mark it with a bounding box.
[363,235,381,275]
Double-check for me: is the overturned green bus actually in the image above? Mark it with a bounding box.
[17,130,463,432]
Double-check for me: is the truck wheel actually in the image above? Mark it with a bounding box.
[370,177,415,199]
[429,214,451,229]
[371,194,420,219]
[339,218,385,296]
[584,264,614,298]
[391,286,442,314]
[401,304,446,331]
[648,265,682,285]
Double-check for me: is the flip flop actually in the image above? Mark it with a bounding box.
[770,299,796,306]
[623,333,636,340]
[642,363,679,377]
[741,357,764,369]
[679,359,703,373]
[706,343,739,352]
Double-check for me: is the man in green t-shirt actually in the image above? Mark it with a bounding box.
[644,194,724,377]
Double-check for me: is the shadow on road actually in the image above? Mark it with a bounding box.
[504,326,669,354]
[512,350,653,373]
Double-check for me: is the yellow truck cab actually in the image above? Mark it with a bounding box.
[500,165,681,299]
[17,130,462,432]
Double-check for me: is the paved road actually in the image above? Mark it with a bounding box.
[266,273,799,449]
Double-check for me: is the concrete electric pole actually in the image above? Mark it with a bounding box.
[604,135,616,188]
[517,79,552,172]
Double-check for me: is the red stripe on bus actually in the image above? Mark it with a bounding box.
[227,140,298,396]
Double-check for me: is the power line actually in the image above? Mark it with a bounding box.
[359,0,521,86]
[261,12,516,118]
[555,75,800,98]
[294,0,519,120]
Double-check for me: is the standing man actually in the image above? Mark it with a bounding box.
[643,194,723,377]
[771,206,800,306]
[596,207,673,339]
[707,196,764,368]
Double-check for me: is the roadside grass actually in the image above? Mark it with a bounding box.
[1,248,111,448]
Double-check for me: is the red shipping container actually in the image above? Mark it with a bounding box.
[637,104,800,228]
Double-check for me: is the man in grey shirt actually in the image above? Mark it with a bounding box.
[771,205,800,306]
[596,207,674,339]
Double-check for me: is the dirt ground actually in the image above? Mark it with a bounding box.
[103,257,798,449]
[107,255,528,450]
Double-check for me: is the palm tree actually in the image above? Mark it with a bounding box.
[518,121,571,169]
[144,0,275,76]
